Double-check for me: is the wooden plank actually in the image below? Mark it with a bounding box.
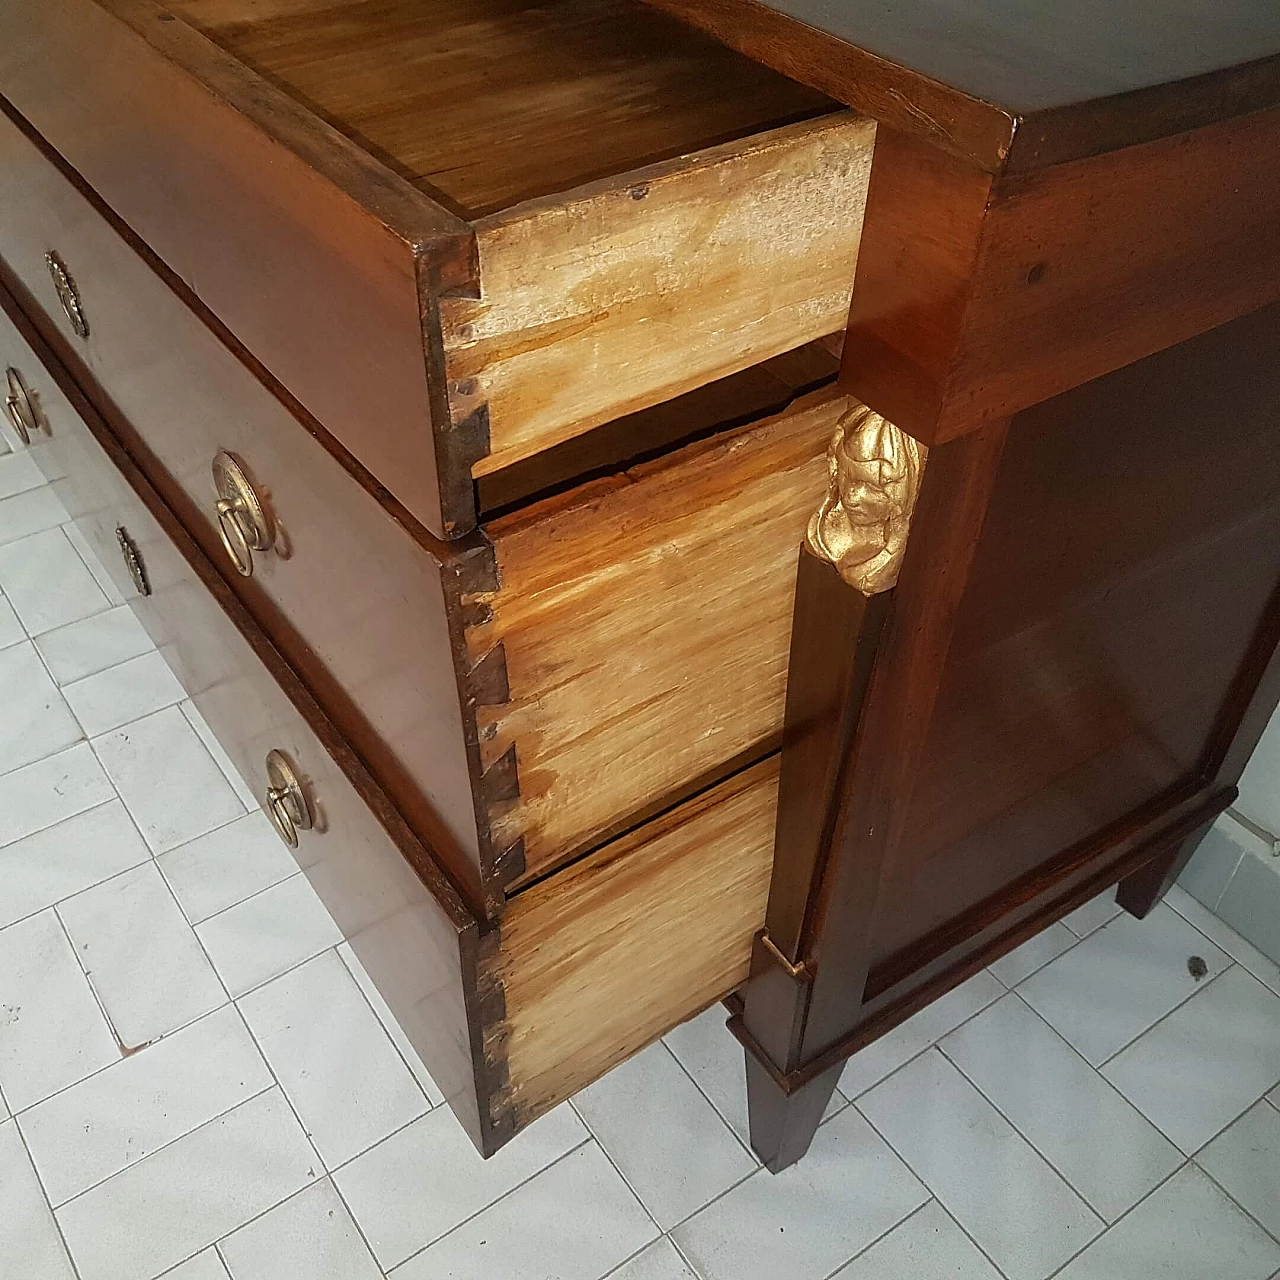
[171,0,838,218]
[468,388,850,880]
[489,757,779,1127]
[445,115,874,477]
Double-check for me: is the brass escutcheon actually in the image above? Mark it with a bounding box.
[211,451,273,578]
[264,749,313,848]
[45,251,89,339]
[115,526,151,597]
[3,366,40,446]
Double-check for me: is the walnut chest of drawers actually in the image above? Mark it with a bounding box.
[6,0,1280,1173]
[0,0,875,1154]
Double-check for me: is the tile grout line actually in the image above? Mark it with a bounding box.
[1092,960,1237,1071]
[1193,1157,1280,1248]
[659,1025,763,1165]
[332,944,438,1112]
[1039,1160,1190,1280]
[10,1108,86,1280]
[852,1100,1013,1280]
[383,1136,595,1276]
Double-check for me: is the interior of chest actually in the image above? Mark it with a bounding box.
[166,0,837,218]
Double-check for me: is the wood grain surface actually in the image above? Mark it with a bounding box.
[490,757,779,1127]
[470,388,850,880]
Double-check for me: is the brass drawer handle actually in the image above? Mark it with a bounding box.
[212,451,273,578]
[115,525,151,597]
[264,749,313,848]
[4,367,41,446]
[46,251,89,339]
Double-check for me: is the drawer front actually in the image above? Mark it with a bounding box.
[0,0,472,538]
[0,105,497,904]
[0,291,500,1152]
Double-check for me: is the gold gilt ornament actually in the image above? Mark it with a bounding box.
[807,400,927,595]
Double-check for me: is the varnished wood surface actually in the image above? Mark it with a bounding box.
[843,109,1280,445]
[469,389,850,881]
[0,286,498,1155]
[170,0,838,218]
[870,302,1280,971]
[0,0,475,539]
[444,113,872,478]
[646,0,1280,171]
[490,757,778,1127]
[0,105,501,911]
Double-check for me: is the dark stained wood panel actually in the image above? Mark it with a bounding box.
[171,0,839,217]
[868,303,1280,967]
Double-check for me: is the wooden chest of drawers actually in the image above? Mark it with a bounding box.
[5,0,1280,1173]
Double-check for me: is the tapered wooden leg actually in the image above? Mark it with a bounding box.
[1116,818,1216,919]
[745,1053,843,1174]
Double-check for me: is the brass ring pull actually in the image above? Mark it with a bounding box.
[264,749,313,849]
[4,367,39,445]
[211,451,273,578]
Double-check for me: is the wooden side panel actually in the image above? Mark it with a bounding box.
[470,388,850,879]
[446,115,873,477]
[0,289,498,1155]
[0,0,477,538]
[491,758,779,1127]
[869,303,1280,968]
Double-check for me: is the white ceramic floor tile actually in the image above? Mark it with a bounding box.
[391,1142,656,1280]
[34,604,154,686]
[1167,884,1280,996]
[941,993,1182,1220]
[61,521,127,608]
[1053,1164,1280,1280]
[334,1100,587,1271]
[238,950,427,1169]
[1102,965,1280,1153]
[0,451,45,500]
[832,1199,1003,1280]
[93,706,245,854]
[0,909,119,1111]
[838,970,1005,1099]
[55,1089,320,1280]
[197,875,342,998]
[0,525,106,633]
[20,1004,272,1206]
[1061,892,1124,938]
[990,922,1079,987]
[662,1004,755,1144]
[673,1106,928,1280]
[1199,1100,1280,1238]
[158,1250,231,1279]
[608,1238,697,1280]
[574,1040,754,1229]
[58,861,226,1047]
[0,801,150,930]
[159,812,298,925]
[218,1178,381,1280]
[0,742,115,848]
[0,641,83,775]
[858,1049,1103,1280]
[1018,903,1231,1065]
[64,650,186,737]
[336,943,445,1106]
[0,1119,77,1279]
[180,701,259,812]
[0,486,72,551]
[0,590,25,649]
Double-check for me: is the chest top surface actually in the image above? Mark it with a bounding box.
[645,0,1280,169]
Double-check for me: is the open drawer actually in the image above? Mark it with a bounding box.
[0,0,873,540]
[0,285,780,1152]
